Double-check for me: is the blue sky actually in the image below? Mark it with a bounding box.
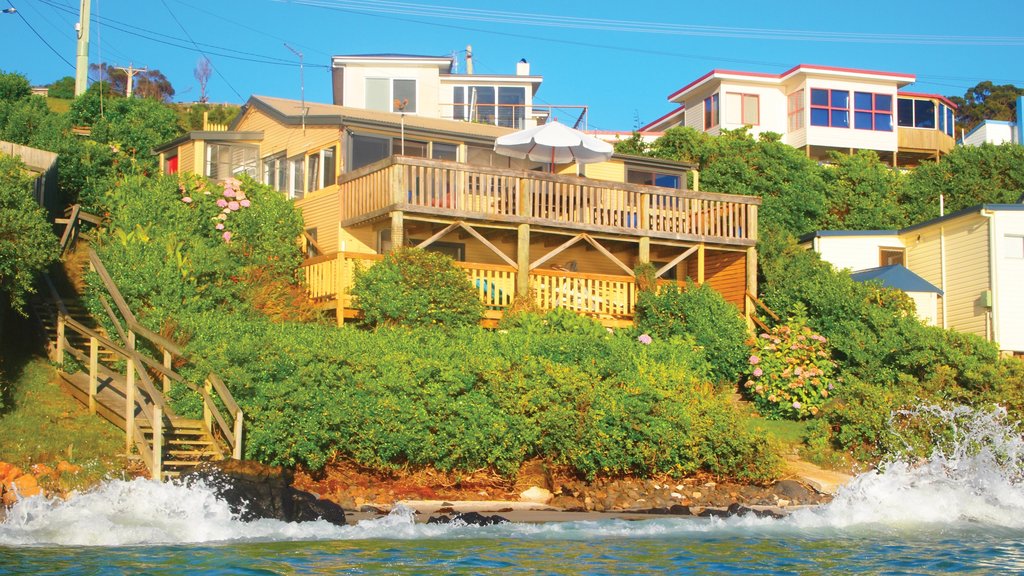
[2,0,1022,130]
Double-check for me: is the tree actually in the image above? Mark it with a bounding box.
[48,76,75,99]
[822,150,908,230]
[0,154,59,315]
[0,70,31,102]
[194,57,212,103]
[949,81,1024,133]
[903,144,1024,218]
[89,63,175,101]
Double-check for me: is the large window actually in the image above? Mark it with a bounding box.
[366,78,417,113]
[349,133,391,171]
[453,86,526,128]
[938,104,955,137]
[288,155,304,200]
[206,143,257,179]
[263,153,287,192]
[879,247,905,267]
[307,146,337,192]
[898,98,936,129]
[432,142,458,161]
[703,93,719,130]
[627,169,682,190]
[853,92,893,131]
[726,93,759,125]
[393,138,427,158]
[787,90,804,131]
[810,88,849,128]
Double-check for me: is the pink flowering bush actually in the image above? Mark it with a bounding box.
[742,318,838,419]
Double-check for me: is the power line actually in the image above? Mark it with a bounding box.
[4,0,75,70]
[157,0,244,100]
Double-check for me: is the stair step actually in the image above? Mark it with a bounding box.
[162,460,211,467]
[165,439,216,446]
[165,450,218,457]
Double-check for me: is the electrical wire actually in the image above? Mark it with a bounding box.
[4,0,76,70]
[156,0,244,100]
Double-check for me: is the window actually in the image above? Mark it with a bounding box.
[879,247,905,267]
[349,133,391,171]
[810,88,849,128]
[939,104,955,137]
[1006,235,1024,259]
[627,170,682,189]
[413,240,465,261]
[470,86,495,124]
[432,142,458,161]
[898,98,937,129]
[206,143,257,179]
[853,92,893,131]
[945,107,954,137]
[307,146,337,192]
[288,155,304,200]
[498,87,526,128]
[787,90,804,131]
[393,138,427,158]
[305,227,320,258]
[650,262,678,281]
[365,78,417,113]
[725,93,759,125]
[263,153,287,192]
[703,94,719,130]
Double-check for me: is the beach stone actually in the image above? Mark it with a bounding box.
[183,459,347,526]
[426,512,508,526]
[550,495,585,511]
[669,504,692,515]
[773,480,812,500]
[520,486,553,504]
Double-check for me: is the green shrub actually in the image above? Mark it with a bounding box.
[0,154,59,314]
[742,317,838,420]
[352,247,483,329]
[635,281,749,383]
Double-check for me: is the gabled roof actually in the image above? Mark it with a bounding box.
[640,105,686,132]
[667,64,916,103]
[850,264,943,295]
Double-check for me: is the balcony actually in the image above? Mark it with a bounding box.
[898,127,956,155]
[338,156,759,247]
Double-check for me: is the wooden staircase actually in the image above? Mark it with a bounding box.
[35,206,244,481]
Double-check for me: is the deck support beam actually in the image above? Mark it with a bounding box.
[697,243,705,285]
[516,223,530,296]
[88,337,98,414]
[390,211,404,250]
[745,246,758,329]
[638,237,650,265]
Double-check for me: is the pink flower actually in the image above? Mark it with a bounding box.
[792,401,802,409]
[794,367,803,376]
[638,334,652,345]
[749,355,761,365]
[216,198,228,208]
[181,196,193,204]
[223,188,236,198]
[228,201,240,211]
[222,231,232,242]
[753,367,763,377]
[240,199,251,208]
[215,223,225,230]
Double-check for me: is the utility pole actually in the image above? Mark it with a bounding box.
[74,0,91,96]
[114,63,147,98]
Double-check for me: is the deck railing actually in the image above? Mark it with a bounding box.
[302,252,636,322]
[338,157,759,245]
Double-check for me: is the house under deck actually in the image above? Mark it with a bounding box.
[300,156,760,327]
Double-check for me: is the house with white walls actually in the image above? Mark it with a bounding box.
[643,64,957,167]
[960,96,1023,147]
[802,204,1024,354]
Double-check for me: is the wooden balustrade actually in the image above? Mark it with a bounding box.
[337,157,760,244]
[530,269,636,318]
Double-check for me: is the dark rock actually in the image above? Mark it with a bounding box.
[697,508,732,518]
[183,459,346,526]
[668,504,692,515]
[436,506,456,514]
[359,504,386,514]
[773,480,813,500]
[426,512,509,526]
[549,495,585,511]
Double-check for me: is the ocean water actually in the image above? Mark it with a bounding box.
[3,406,1024,574]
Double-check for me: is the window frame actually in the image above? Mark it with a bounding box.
[205,142,258,180]
[853,92,893,132]
[288,154,305,200]
[626,169,683,190]
[307,145,338,193]
[787,89,805,131]
[879,247,906,267]
[810,88,850,128]
[733,93,760,126]
[703,93,719,131]
[365,77,418,114]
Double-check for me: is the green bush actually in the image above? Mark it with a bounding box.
[352,247,483,329]
[742,317,838,419]
[176,311,780,482]
[635,281,749,383]
[0,154,59,314]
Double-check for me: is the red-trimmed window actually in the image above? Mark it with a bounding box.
[703,93,719,130]
[787,90,804,131]
[854,92,893,131]
[726,93,759,125]
[810,88,849,128]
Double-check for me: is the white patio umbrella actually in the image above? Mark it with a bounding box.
[493,121,614,168]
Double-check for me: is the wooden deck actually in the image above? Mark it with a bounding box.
[336,157,759,247]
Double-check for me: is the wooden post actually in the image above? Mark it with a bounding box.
[639,192,649,231]
[746,246,758,329]
[390,212,404,250]
[391,163,406,204]
[161,348,172,393]
[203,379,213,432]
[151,404,163,480]
[692,170,700,192]
[638,237,650,264]
[516,223,530,296]
[125,356,136,452]
[518,177,532,217]
[88,337,98,414]
[335,252,345,326]
[55,314,65,364]
[233,411,244,460]
[697,243,706,285]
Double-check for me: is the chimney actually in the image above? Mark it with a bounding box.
[516,58,530,76]
[466,44,473,75]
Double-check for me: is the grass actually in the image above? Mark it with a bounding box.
[0,312,128,494]
[45,97,71,114]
